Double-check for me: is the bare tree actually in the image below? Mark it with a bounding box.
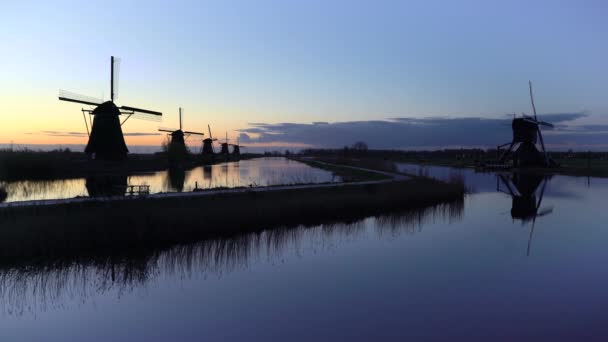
[352,141,368,151]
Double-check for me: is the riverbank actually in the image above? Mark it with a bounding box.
[0,174,464,260]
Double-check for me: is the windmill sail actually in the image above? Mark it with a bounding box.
[59,90,104,106]
[112,56,121,101]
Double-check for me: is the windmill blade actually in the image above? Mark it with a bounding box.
[529,80,537,120]
[59,90,104,106]
[158,127,177,133]
[527,214,537,257]
[537,121,554,128]
[208,124,213,140]
[112,56,121,101]
[536,207,554,217]
[522,117,541,125]
[119,105,162,116]
[536,177,548,209]
[121,111,162,122]
[183,130,205,136]
[179,107,183,131]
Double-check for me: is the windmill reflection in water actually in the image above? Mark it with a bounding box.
[497,172,553,256]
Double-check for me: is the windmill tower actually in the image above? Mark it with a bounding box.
[58,56,162,161]
[201,124,218,155]
[158,108,204,150]
[158,108,204,163]
[219,132,230,155]
[230,137,245,156]
[497,81,555,168]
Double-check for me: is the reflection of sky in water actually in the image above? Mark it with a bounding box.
[1,172,607,340]
[1,166,608,340]
[0,158,340,202]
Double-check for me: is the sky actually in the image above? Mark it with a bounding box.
[1,0,607,151]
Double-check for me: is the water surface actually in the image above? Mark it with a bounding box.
[0,157,339,203]
[1,165,607,341]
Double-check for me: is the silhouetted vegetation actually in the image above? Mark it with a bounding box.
[300,148,608,177]
[0,178,464,261]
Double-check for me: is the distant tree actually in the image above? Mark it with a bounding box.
[352,141,368,151]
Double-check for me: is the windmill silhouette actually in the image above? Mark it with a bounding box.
[58,56,162,161]
[497,81,556,167]
[158,107,204,160]
[230,137,245,156]
[201,124,218,155]
[218,132,230,155]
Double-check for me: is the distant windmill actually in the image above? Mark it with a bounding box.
[497,81,555,167]
[158,107,204,150]
[201,124,218,155]
[218,132,230,155]
[230,137,245,156]
[58,56,162,161]
[497,173,553,256]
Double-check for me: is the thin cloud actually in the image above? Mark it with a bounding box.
[237,112,607,150]
[26,131,161,138]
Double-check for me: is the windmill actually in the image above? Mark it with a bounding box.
[218,132,230,155]
[230,137,245,156]
[158,107,204,154]
[497,173,553,256]
[497,81,556,168]
[58,56,162,161]
[201,124,218,155]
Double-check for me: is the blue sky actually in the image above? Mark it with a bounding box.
[1,0,607,150]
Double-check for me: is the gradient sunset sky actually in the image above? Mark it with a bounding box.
[2,0,606,151]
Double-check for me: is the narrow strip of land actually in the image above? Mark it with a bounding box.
[0,161,410,209]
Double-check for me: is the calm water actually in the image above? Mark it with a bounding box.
[1,165,607,341]
[0,157,339,203]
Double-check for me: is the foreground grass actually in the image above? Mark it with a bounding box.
[0,178,464,261]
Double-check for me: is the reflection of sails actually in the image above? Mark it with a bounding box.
[0,200,463,315]
[86,175,128,197]
[497,173,553,255]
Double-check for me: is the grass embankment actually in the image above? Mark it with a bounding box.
[0,178,464,261]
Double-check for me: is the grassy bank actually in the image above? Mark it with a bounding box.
[0,178,464,261]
